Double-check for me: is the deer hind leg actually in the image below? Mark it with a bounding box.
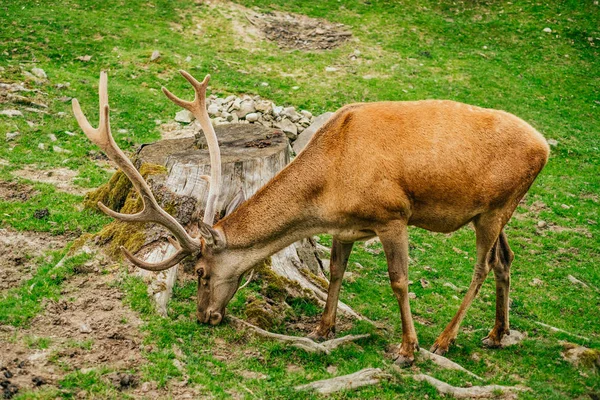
[431,214,505,356]
[482,230,514,347]
[308,239,354,341]
[379,221,419,366]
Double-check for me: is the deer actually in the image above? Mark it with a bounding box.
[72,70,549,365]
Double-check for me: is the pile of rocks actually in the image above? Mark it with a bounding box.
[174,94,316,141]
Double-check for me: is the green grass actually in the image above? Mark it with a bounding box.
[1,0,598,398]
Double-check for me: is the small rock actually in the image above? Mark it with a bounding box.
[245,112,259,122]
[537,220,547,228]
[150,50,161,61]
[31,68,47,79]
[0,109,23,117]
[561,204,571,209]
[547,138,558,146]
[207,103,220,116]
[175,109,194,123]
[326,365,338,374]
[117,128,128,134]
[292,86,300,90]
[276,119,298,140]
[543,27,552,33]
[53,145,71,153]
[260,82,269,87]
[48,133,57,142]
[530,278,544,286]
[76,55,92,62]
[236,100,256,118]
[325,66,338,72]
[3,370,12,379]
[300,110,313,119]
[79,323,92,333]
[499,330,526,347]
[38,143,45,150]
[185,56,192,62]
[286,364,303,373]
[6,132,20,140]
[420,278,430,288]
[444,282,460,291]
[408,292,417,299]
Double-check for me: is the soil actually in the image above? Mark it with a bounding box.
[0,181,39,202]
[13,166,88,196]
[0,228,68,290]
[0,239,198,399]
[221,2,353,51]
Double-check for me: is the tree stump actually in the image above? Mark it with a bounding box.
[125,123,361,319]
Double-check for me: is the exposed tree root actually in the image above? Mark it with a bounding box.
[409,373,528,398]
[230,316,369,355]
[417,349,483,380]
[295,368,391,394]
[534,321,591,342]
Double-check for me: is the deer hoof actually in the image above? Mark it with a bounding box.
[430,342,449,356]
[393,353,415,367]
[481,335,502,348]
[308,328,334,342]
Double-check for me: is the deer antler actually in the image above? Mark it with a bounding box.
[72,71,203,271]
[161,71,222,228]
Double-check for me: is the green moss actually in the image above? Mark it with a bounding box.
[245,296,276,329]
[83,163,167,212]
[83,163,168,258]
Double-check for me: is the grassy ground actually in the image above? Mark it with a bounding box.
[1,0,599,398]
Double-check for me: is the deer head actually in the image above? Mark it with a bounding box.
[72,71,240,325]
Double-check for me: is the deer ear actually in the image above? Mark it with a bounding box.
[198,223,225,249]
[224,188,246,217]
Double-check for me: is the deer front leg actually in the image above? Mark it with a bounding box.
[379,222,419,367]
[309,239,354,341]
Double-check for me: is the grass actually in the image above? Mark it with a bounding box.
[1,0,598,398]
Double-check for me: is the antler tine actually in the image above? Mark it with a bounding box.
[162,71,222,228]
[120,246,190,272]
[72,71,202,271]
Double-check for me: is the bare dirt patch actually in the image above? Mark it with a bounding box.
[221,2,352,51]
[0,228,67,290]
[0,248,202,398]
[0,181,39,202]
[13,166,88,196]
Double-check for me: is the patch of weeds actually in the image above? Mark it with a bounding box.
[23,335,53,350]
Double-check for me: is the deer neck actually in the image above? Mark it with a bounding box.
[213,157,324,274]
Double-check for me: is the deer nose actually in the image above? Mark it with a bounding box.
[209,311,223,325]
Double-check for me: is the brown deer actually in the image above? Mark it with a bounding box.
[73,71,549,365]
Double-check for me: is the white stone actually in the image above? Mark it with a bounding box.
[300,110,313,119]
[31,68,47,79]
[543,27,552,33]
[276,119,298,140]
[6,132,20,140]
[207,103,220,116]
[175,109,194,123]
[38,143,45,150]
[245,112,259,122]
[150,50,161,61]
[48,133,57,142]
[547,138,558,146]
[325,67,338,72]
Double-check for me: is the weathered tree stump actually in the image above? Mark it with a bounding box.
[113,123,361,319]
